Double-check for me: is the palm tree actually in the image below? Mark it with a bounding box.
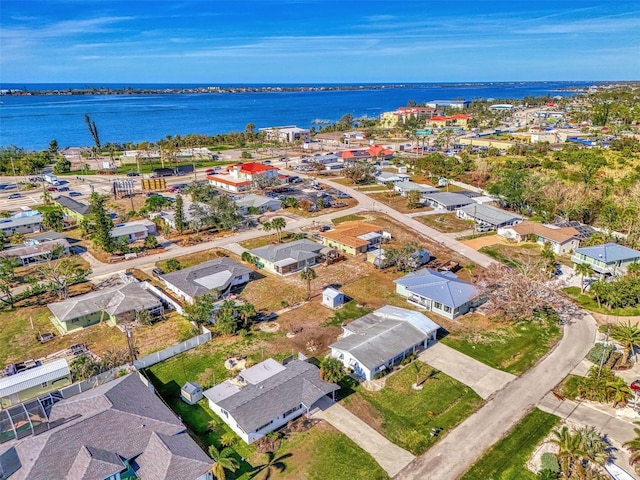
[208,445,239,480]
[238,302,256,329]
[300,266,317,301]
[270,217,286,243]
[262,220,273,241]
[623,422,640,476]
[589,278,608,309]
[606,377,633,407]
[464,263,476,283]
[250,452,291,479]
[551,426,584,477]
[610,321,640,365]
[575,263,594,293]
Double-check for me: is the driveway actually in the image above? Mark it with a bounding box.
[311,396,415,478]
[396,310,597,480]
[418,343,516,400]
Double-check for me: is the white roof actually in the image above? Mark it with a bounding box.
[0,359,70,398]
[323,287,343,299]
[239,358,285,385]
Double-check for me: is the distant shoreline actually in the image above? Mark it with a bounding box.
[0,81,619,97]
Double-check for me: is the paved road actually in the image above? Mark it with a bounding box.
[396,311,597,480]
[311,396,415,478]
[418,344,516,400]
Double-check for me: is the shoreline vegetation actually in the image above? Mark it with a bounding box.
[0,81,626,97]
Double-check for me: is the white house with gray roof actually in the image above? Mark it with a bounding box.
[394,268,480,319]
[571,243,640,275]
[160,257,253,304]
[0,214,43,237]
[234,194,282,214]
[249,239,326,275]
[110,220,157,243]
[203,358,338,444]
[423,192,475,211]
[456,203,524,230]
[329,306,440,381]
[0,373,213,480]
[394,181,439,197]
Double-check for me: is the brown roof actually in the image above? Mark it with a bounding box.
[511,222,580,244]
[320,221,382,248]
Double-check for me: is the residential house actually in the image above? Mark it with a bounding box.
[234,194,282,214]
[259,125,310,143]
[329,305,440,381]
[160,257,253,304]
[207,162,280,193]
[422,192,475,211]
[427,113,472,128]
[249,239,326,275]
[0,359,71,408]
[339,145,394,162]
[394,268,480,319]
[0,213,43,237]
[0,373,213,480]
[456,204,524,230]
[319,221,385,256]
[379,106,435,128]
[203,358,338,444]
[54,195,90,221]
[151,201,205,230]
[48,282,164,334]
[110,220,156,243]
[498,221,581,255]
[3,239,70,266]
[394,182,439,197]
[571,243,640,275]
[375,171,410,185]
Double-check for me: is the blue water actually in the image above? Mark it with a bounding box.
[0,82,596,150]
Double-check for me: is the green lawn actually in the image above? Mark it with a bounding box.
[564,286,640,316]
[322,301,374,327]
[331,214,366,225]
[441,319,561,375]
[460,408,560,480]
[345,362,483,455]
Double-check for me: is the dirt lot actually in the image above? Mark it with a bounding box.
[461,234,506,250]
[367,192,434,214]
[420,213,473,233]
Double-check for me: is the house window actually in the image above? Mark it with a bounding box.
[256,420,273,431]
[283,404,302,418]
[443,305,452,313]
[434,302,442,309]
[221,409,229,418]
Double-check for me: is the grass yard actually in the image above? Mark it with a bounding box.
[331,213,366,225]
[441,318,561,376]
[343,362,483,455]
[322,301,374,327]
[156,248,230,270]
[460,408,560,480]
[480,243,546,268]
[239,232,302,251]
[367,192,434,214]
[564,286,640,316]
[357,185,389,192]
[420,213,473,233]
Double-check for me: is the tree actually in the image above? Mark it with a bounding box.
[144,235,158,249]
[551,425,610,478]
[42,207,65,232]
[215,299,239,335]
[84,114,101,150]
[606,377,632,407]
[165,258,182,272]
[241,251,256,264]
[610,321,640,365]
[252,174,280,192]
[174,194,187,233]
[186,181,218,203]
[282,197,299,209]
[52,157,71,174]
[320,357,345,383]
[343,161,376,185]
[38,246,90,299]
[0,231,7,250]
[575,263,595,293]
[623,422,640,476]
[11,232,25,244]
[250,452,291,479]
[385,241,422,272]
[300,266,317,301]
[0,257,16,308]
[269,217,286,243]
[89,193,115,253]
[136,309,153,325]
[184,293,216,325]
[540,242,556,274]
[208,445,239,480]
[69,354,101,382]
[406,189,423,209]
[49,139,59,153]
[238,302,256,329]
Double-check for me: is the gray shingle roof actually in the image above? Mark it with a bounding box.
[67,445,125,480]
[0,214,43,230]
[234,194,282,210]
[330,306,440,370]
[110,223,148,238]
[394,268,479,308]
[457,203,523,226]
[136,432,214,480]
[423,192,475,208]
[47,282,162,322]
[575,243,640,264]
[55,195,90,215]
[204,360,338,433]
[3,239,70,259]
[161,257,252,298]
[5,373,212,480]
[394,181,438,193]
[249,239,324,265]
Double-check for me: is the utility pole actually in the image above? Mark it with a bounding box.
[598,326,610,378]
[125,324,137,365]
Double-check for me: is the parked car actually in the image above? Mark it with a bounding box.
[475,224,492,233]
[58,186,70,192]
[205,168,216,174]
[7,193,21,199]
[46,187,58,192]
[126,172,141,177]
[319,225,331,232]
[152,268,164,278]
[69,191,83,197]
[255,312,278,322]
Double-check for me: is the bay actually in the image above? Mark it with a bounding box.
[0,82,595,151]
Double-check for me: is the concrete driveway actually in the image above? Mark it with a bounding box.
[311,397,415,477]
[419,343,516,400]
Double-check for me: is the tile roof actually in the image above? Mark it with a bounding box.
[4,373,212,480]
[394,269,479,308]
[227,162,278,174]
[249,239,324,265]
[458,204,523,226]
[511,221,580,244]
[330,306,440,370]
[160,257,252,299]
[575,243,640,263]
[55,195,90,215]
[47,282,162,322]
[204,360,338,433]
[319,221,383,248]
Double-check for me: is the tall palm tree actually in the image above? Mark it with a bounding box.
[575,263,594,293]
[610,321,640,365]
[208,445,239,480]
[300,266,317,301]
[550,426,585,477]
[623,422,640,476]
[238,302,256,329]
[250,452,291,480]
[270,217,286,243]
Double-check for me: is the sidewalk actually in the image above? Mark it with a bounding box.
[311,396,415,478]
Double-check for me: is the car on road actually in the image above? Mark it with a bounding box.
[167,187,180,193]
[69,191,83,197]
[152,268,164,278]
[7,193,21,199]
[58,186,70,192]
[126,172,141,177]
[46,187,58,192]
[205,168,216,174]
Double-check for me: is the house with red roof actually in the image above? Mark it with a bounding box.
[428,114,472,128]
[339,145,394,162]
[207,162,280,192]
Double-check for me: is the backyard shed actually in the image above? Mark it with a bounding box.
[322,287,345,309]
[180,382,204,405]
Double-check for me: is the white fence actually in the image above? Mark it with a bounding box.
[133,326,211,370]
[141,281,184,315]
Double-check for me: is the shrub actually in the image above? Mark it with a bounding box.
[606,351,624,370]
[540,452,560,474]
[587,343,616,365]
[144,235,158,249]
[165,258,182,272]
[401,353,417,366]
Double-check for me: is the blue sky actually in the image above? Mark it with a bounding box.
[1,1,639,83]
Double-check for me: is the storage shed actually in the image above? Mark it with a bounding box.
[322,287,345,309]
[181,381,204,405]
